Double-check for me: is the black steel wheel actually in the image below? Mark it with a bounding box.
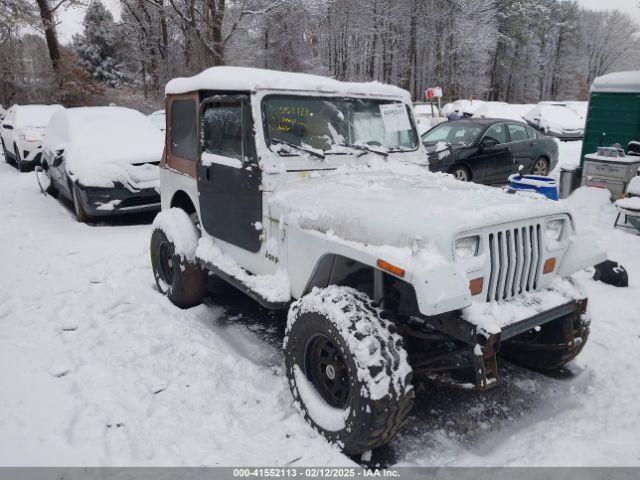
[502,307,589,371]
[150,227,207,308]
[305,334,350,409]
[284,286,414,455]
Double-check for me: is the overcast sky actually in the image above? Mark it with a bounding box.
[56,0,640,44]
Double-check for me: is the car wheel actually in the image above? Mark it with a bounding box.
[1,139,9,163]
[150,227,207,308]
[284,286,414,455]
[502,308,589,371]
[14,145,25,172]
[72,185,92,223]
[531,157,549,176]
[450,165,471,182]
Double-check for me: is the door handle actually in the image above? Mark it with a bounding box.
[205,166,211,182]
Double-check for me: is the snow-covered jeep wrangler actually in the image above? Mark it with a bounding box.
[151,67,606,455]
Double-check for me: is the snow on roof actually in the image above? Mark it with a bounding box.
[166,66,410,99]
[591,71,640,93]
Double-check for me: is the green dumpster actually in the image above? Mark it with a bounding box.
[580,71,640,166]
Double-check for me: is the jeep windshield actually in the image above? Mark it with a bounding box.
[262,95,418,157]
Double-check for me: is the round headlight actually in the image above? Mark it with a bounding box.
[455,235,480,259]
[545,219,565,242]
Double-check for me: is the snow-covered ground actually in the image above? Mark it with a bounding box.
[1,142,639,467]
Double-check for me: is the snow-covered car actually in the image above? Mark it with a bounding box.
[40,106,164,222]
[441,99,486,119]
[524,104,584,140]
[472,102,534,123]
[1,104,64,171]
[148,109,166,132]
[421,118,558,183]
[151,67,606,455]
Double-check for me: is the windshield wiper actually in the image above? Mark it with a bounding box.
[269,138,325,160]
[340,143,389,158]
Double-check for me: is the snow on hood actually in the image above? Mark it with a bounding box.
[61,107,164,189]
[270,160,567,253]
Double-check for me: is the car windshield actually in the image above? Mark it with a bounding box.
[262,95,418,155]
[421,123,483,146]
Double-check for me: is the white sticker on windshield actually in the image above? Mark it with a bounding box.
[379,103,411,132]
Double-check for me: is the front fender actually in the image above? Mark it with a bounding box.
[287,225,472,315]
[557,232,607,277]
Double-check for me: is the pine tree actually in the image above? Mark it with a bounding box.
[73,0,125,87]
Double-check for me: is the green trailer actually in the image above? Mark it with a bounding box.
[580,71,640,165]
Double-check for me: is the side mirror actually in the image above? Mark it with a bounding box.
[481,137,498,148]
[52,149,64,167]
[2,123,13,130]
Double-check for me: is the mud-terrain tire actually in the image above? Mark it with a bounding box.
[150,208,207,308]
[502,310,590,371]
[72,185,92,223]
[284,286,414,455]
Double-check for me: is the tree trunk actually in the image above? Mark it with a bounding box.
[35,0,61,75]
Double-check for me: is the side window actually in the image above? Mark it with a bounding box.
[202,103,243,160]
[170,99,197,160]
[484,123,508,144]
[527,126,539,139]
[508,123,528,142]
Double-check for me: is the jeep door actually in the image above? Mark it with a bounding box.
[197,95,262,252]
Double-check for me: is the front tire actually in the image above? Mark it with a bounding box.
[14,145,25,172]
[450,164,470,182]
[531,156,550,176]
[150,209,207,308]
[502,308,590,371]
[72,185,92,223]
[284,286,414,455]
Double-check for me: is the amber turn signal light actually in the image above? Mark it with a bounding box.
[469,277,484,295]
[543,258,556,274]
[376,259,405,278]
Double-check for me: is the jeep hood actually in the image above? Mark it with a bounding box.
[269,162,567,252]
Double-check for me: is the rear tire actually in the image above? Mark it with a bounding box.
[284,286,414,455]
[150,219,207,308]
[531,156,549,176]
[450,164,470,182]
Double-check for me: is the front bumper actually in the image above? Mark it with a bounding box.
[77,184,161,216]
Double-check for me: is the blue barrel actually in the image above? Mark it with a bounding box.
[508,174,559,201]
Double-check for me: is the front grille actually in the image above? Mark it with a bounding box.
[119,193,160,208]
[486,223,543,302]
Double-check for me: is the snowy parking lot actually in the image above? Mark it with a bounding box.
[1,142,640,467]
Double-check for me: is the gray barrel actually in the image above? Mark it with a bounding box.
[559,165,580,199]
